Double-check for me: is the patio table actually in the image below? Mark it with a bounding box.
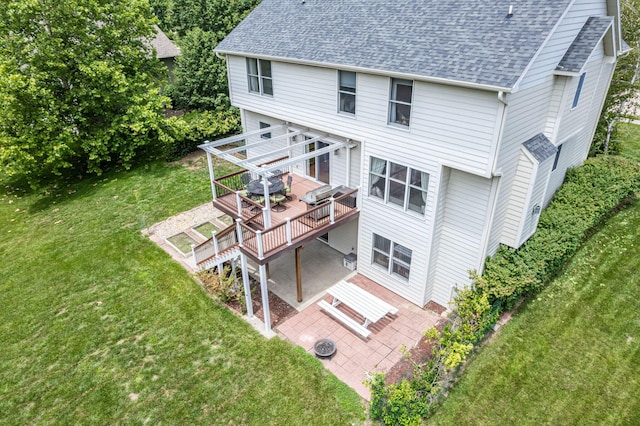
[325,280,398,328]
[246,178,284,196]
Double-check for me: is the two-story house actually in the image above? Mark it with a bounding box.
[196,0,624,332]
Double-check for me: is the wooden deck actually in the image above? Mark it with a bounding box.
[194,172,359,268]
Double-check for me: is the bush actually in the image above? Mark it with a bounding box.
[476,155,640,309]
[164,108,241,160]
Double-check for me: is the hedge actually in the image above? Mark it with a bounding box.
[476,155,640,310]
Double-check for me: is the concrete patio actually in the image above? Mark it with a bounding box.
[145,202,445,401]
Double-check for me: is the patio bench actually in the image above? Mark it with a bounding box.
[317,300,371,338]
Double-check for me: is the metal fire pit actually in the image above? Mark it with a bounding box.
[313,338,337,359]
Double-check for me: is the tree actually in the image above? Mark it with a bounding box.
[0,0,171,185]
[162,0,261,111]
[592,0,640,156]
[167,28,231,110]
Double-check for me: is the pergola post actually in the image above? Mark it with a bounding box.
[206,152,216,202]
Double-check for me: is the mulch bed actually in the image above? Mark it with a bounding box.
[384,316,448,385]
[220,277,297,328]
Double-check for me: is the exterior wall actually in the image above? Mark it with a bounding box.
[327,219,358,256]
[355,152,441,305]
[501,151,535,247]
[428,169,493,306]
[521,157,553,244]
[517,0,608,91]
[227,56,501,177]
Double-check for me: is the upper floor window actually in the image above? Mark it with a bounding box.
[372,233,412,281]
[389,78,413,127]
[369,157,429,214]
[571,72,586,109]
[552,144,563,171]
[247,58,273,96]
[338,71,356,114]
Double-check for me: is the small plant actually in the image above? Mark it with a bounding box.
[197,265,246,312]
[367,285,497,425]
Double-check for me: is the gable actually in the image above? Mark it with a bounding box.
[555,16,614,76]
[216,0,573,90]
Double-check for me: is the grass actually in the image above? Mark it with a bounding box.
[166,232,198,254]
[193,222,220,239]
[617,122,640,162]
[0,159,364,424]
[431,127,640,425]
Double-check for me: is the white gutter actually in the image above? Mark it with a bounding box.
[214,50,513,94]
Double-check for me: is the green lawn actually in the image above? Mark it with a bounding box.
[618,122,640,162]
[0,159,363,424]
[431,132,640,424]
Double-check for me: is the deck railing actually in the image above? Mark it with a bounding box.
[237,188,359,260]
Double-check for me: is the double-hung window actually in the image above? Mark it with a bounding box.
[571,72,586,109]
[372,234,412,280]
[389,78,413,126]
[247,58,273,96]
[338,71,356,114]
[369,157,429,214]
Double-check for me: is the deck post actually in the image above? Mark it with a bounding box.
[235,192,242,216]
[259,264,271,332]
[256,230,264,259]
[295,246,303,303]
[191,244,197,265]
[285,218,292,245]
[329,198,335,224]
[206,152,216,202]
[240,253,253,318]
[212,231,219,255]
[236,219,244,247]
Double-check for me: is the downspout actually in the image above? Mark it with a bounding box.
[477,91,508,273]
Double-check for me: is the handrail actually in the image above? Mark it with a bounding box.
[197,186,359,266]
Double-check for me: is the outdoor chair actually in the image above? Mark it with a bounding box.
[240,173,252,186]
[284,175,293,200]
[270,191,287,212]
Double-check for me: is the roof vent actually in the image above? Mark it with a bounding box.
[507,5,513,18]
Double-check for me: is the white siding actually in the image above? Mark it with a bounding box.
[429,169,493,306]
[227,56,500,176]
[356,154,440,305]
[520,158,553,244]
[501,151,535,247]
[518,0,608,90]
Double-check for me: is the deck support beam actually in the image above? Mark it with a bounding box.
[259,264,271,332]
[295,246,303,303]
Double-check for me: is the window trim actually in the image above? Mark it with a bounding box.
[246,58,273,96]
[388,78,413,127]
[369,157,429,215]
[338,70,356,115]
[371,233,412,281]
[552,144,563,171]
[571,72,586,109]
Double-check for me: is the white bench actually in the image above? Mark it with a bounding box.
[317,300,371,338]
[318,280,398,338]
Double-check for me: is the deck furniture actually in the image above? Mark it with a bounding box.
[269,191,287,212]
[246,178,285,196]
[318,280,398,338]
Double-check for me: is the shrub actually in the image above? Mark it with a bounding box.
[367,286,498,425]
[164,108,241,161]
[476,155,640,309]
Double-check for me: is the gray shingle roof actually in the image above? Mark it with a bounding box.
[523,133,557,162]
[556,16,613,74]
[216,0,574,89]
[151,26,180,59]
